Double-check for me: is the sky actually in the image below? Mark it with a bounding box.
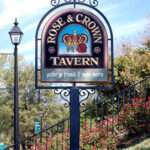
[58,24,91,55]
[0,0,150,63]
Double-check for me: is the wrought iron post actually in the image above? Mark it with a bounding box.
[70,88,80,150]
[14,44,20,150]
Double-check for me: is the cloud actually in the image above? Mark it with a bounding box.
[100,1,121,13]
[0,48,12,53]
[19,40,34,54]
[23,22,38,32]
[114,18,148,38]
[23,53,35,63]
[0,0,50,29]
[0,40,35,57]
[0,0,149,62]
[0,43,35,63]
[0,0,122,30]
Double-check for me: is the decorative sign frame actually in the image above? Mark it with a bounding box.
[35,1,115,149]
[35,0,114,89]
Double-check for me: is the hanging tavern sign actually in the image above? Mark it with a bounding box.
[35,2,114,150]
[41,9,108,83]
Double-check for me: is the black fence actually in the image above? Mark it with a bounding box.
[6,76,150,149]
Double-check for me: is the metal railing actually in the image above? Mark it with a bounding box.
[6,76,150,150]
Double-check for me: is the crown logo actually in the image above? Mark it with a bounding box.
[63,31,88,53]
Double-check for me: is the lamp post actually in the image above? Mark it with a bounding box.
[9,19,23,150]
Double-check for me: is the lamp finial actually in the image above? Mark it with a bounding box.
[14,18,18,26]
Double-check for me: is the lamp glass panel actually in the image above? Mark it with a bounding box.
[11,33,21,44]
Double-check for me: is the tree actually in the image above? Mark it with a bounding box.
[0,55,68,146]
[114,41,150,90]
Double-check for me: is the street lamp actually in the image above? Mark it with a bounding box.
[9,19,23,45]
[9,18,23,150]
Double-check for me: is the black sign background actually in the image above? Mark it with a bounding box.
[42,10,108,69]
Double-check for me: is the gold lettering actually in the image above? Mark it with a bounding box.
[66,57,74,66]
[56,17,66,27]
[82,58,91,66]
[90,57,99,66]
[88,21,96,30]
[49,57,59,65]
[47,29,57,44]
[76,14,103,44]
[94,36,102,43]
[76,14,83,23]
[52,22,61,31]
[82,16,91,27]
[49,57,99,66]
[91,27,102,43]
[58,58,67,66]
[47,36,55,44]
[74,57,82,66]
[47,17,66,44]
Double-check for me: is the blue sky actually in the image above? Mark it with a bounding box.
[0,0,149,62]
[58,24,91,55]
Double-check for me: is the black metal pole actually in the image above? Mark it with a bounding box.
[70,87,80,150]
[14,44,20,150]
[38,89,41,103]
[40,115,43,143]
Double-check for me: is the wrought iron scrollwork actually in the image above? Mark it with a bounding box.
[79,89,95,107]
[80,101,86,107]
[54,89,70,107]
[50,0,99,7]
[89,0,99,7]
[77,0,86,3]
[54,89,95,107]
[64,0,86,3]
[79,89,95,103]
[64,0,74,3]
[50,0,60,6]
